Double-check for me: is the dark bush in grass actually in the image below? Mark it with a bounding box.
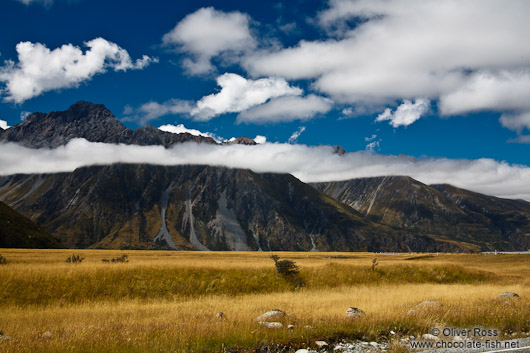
[112,254,129,263]
[102,254,129,263]
[66,254,84,264]
[270,254,299,276]
[270,254,304,288]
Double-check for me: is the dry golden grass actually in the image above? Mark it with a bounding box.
[0,249,529,352]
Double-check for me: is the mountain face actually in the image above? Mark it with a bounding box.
[1,101,528,252]
[312,176,530,251]
[0,101,216,148]
[0,165,457,251]
[0,200,63,249]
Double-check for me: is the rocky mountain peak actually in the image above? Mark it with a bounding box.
[0,101,217,148]
[1,101,127,148]
[225,136,257,145]
[23,101,115,124]
[63,101,113,121]
[332,145,346,155]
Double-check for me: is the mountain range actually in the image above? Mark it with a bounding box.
[1,102,529,252]
[0,101,215,148]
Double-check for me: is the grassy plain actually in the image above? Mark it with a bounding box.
[0,249,529,352]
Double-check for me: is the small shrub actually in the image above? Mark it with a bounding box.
[111,254,129,263]
[66,254,84,264]
[371,258,379,272]
[270,254,305,288]
[102,254,129,263]
[270,254,299,276]
[0,254,8,265]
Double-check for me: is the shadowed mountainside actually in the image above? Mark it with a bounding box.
[312,176,530,251]
[0,165,465,251]
[0,200,63,249]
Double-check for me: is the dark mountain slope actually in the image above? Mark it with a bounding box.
[432,183,530,249]
[0,200,63,249]
[0,165,464,252]
[312,176,530,251]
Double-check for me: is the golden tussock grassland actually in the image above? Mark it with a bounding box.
[0,249,529,352]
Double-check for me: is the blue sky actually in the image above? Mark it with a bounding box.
[1,0,530,200]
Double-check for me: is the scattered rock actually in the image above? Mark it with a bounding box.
[259,321,283,329]
[287,324,295,330]
[303,325,314,329]
[315,340,328,347]
[295,350,309,353]
[216,312,225,319]
[416,300,440,309]
[344,307,365,318]
[497,292,520,299]
[422,334,440,341]
[406,309,418,316]
[390,330,396,335]
[41,331,53,339]
[370,341,379,347]
[256,309,286,322]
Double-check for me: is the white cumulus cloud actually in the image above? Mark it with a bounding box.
[237,94,333,124]
[439,70,530,132]
[365,141,380,151]
[191,73,302,120]
[0,38,157,103]
[243,0,530,126]
[376,98,430,128]
[508,135,530,144]
[158,123,222,142]
[20,111,31,121]
[439,70,530,116]
[288,126,306,144]
[365,134,380,151]
[254,135,267,144]
[1,139,530,201]
[0,119,9,130]
[500,112,530,132]
[163,7,256,75]
[122,99,193,125]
